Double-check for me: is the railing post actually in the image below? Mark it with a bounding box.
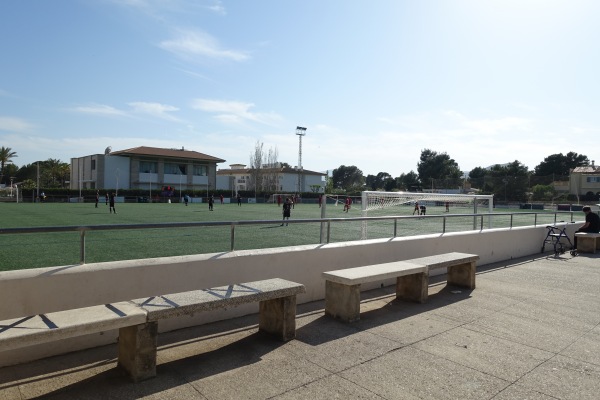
[327,220,331,244]
[510,214,514,228]
[534,213,538,226]
[79,229,86,264]
[230,223,235,251]
[442,216,446,234]
[393,218,397,237]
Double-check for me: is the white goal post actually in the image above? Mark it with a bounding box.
[361,191,494,215]
[319,191,494,241]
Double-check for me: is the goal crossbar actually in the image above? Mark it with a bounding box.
[361,191,494,214]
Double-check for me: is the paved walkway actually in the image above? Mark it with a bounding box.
[1,253,599,399]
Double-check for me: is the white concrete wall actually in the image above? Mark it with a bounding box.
[104,156,130,190]
[0,222,580,366]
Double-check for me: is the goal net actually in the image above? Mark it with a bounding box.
[319,191,494,241]
[361,191,493,215]
[267,194,295,204]
[324,194,362,209]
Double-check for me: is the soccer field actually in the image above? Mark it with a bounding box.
[0,201,565,271]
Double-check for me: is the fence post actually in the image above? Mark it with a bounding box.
[79,230,86,264]
[230,223,236,251]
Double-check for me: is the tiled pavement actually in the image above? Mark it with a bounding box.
[1,253,599,399]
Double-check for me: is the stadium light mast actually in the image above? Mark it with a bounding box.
[295,126,307,193]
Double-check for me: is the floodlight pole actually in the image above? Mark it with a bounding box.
[37,161,40,202]
[295,126,307,193]
[115,168,119,196]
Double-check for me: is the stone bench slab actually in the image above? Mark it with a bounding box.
[407,252,480,271]
[130,278,306,321]
[0,302,147,352]
[120,278,306,381]
[322,261,426,286]
[323,252,480,322]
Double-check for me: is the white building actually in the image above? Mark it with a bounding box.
[569,162,600,198]
[70,146,225,193]
[216,163,327,195]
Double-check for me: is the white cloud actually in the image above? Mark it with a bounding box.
[159,30,249,62]
[442,110,534,136]
[128,101,182,121]
[191,99,283,126]
[70,104,128,117]
[0,116,34,132]
[207,1,226,15]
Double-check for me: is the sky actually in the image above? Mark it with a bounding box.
[1,0,599,177]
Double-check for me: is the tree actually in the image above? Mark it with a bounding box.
[0,146,18,185]
[531,184,555,201]
[417,149,462,189]
[41,158,70,188]
[249,141,265,196]
[366,172,393,191]
[487,161,530,202]
[331,165,365,192]
[534,152,589,177]
[396,171,420,191]
[468,167,489,192]
[263,146,279,192]
[249,141,280,195]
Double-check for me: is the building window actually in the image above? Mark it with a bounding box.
[91,160,96,170]
[586,176,600,183]
[193,165,208,176]
[140,161,157,173]
[165,163,186,174]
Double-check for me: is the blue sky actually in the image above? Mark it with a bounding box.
[1,0,599,176]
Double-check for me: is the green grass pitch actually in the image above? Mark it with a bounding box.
[0,200,562,271]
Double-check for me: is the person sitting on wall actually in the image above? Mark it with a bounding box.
[574,206,600,250]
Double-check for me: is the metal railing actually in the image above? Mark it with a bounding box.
[0,211,576,265]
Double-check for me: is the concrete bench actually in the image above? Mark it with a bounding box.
[0,302,146,353]
[120,278,305,381]
[322,252,479,322]
[0,278,305,382]
[575,232,600,253]
[406,252,479,291]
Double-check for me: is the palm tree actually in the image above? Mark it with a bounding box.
[0,146,18,185]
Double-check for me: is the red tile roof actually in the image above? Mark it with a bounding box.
[110,146,225,162]
[572,166,599,173]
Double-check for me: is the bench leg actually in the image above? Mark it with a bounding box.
[577,237,596,253]
[259,295,298,341]
[117,322,158,382]
[396,272,428,303]
[447,261,476,289]
[325,280,361,322]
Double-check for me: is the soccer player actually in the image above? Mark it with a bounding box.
[574,206,600,250]
[413,201,419,215]
[281,197,292,226]
[109,193,117,214]
[208,195,214,211]
[343,197,352,212]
